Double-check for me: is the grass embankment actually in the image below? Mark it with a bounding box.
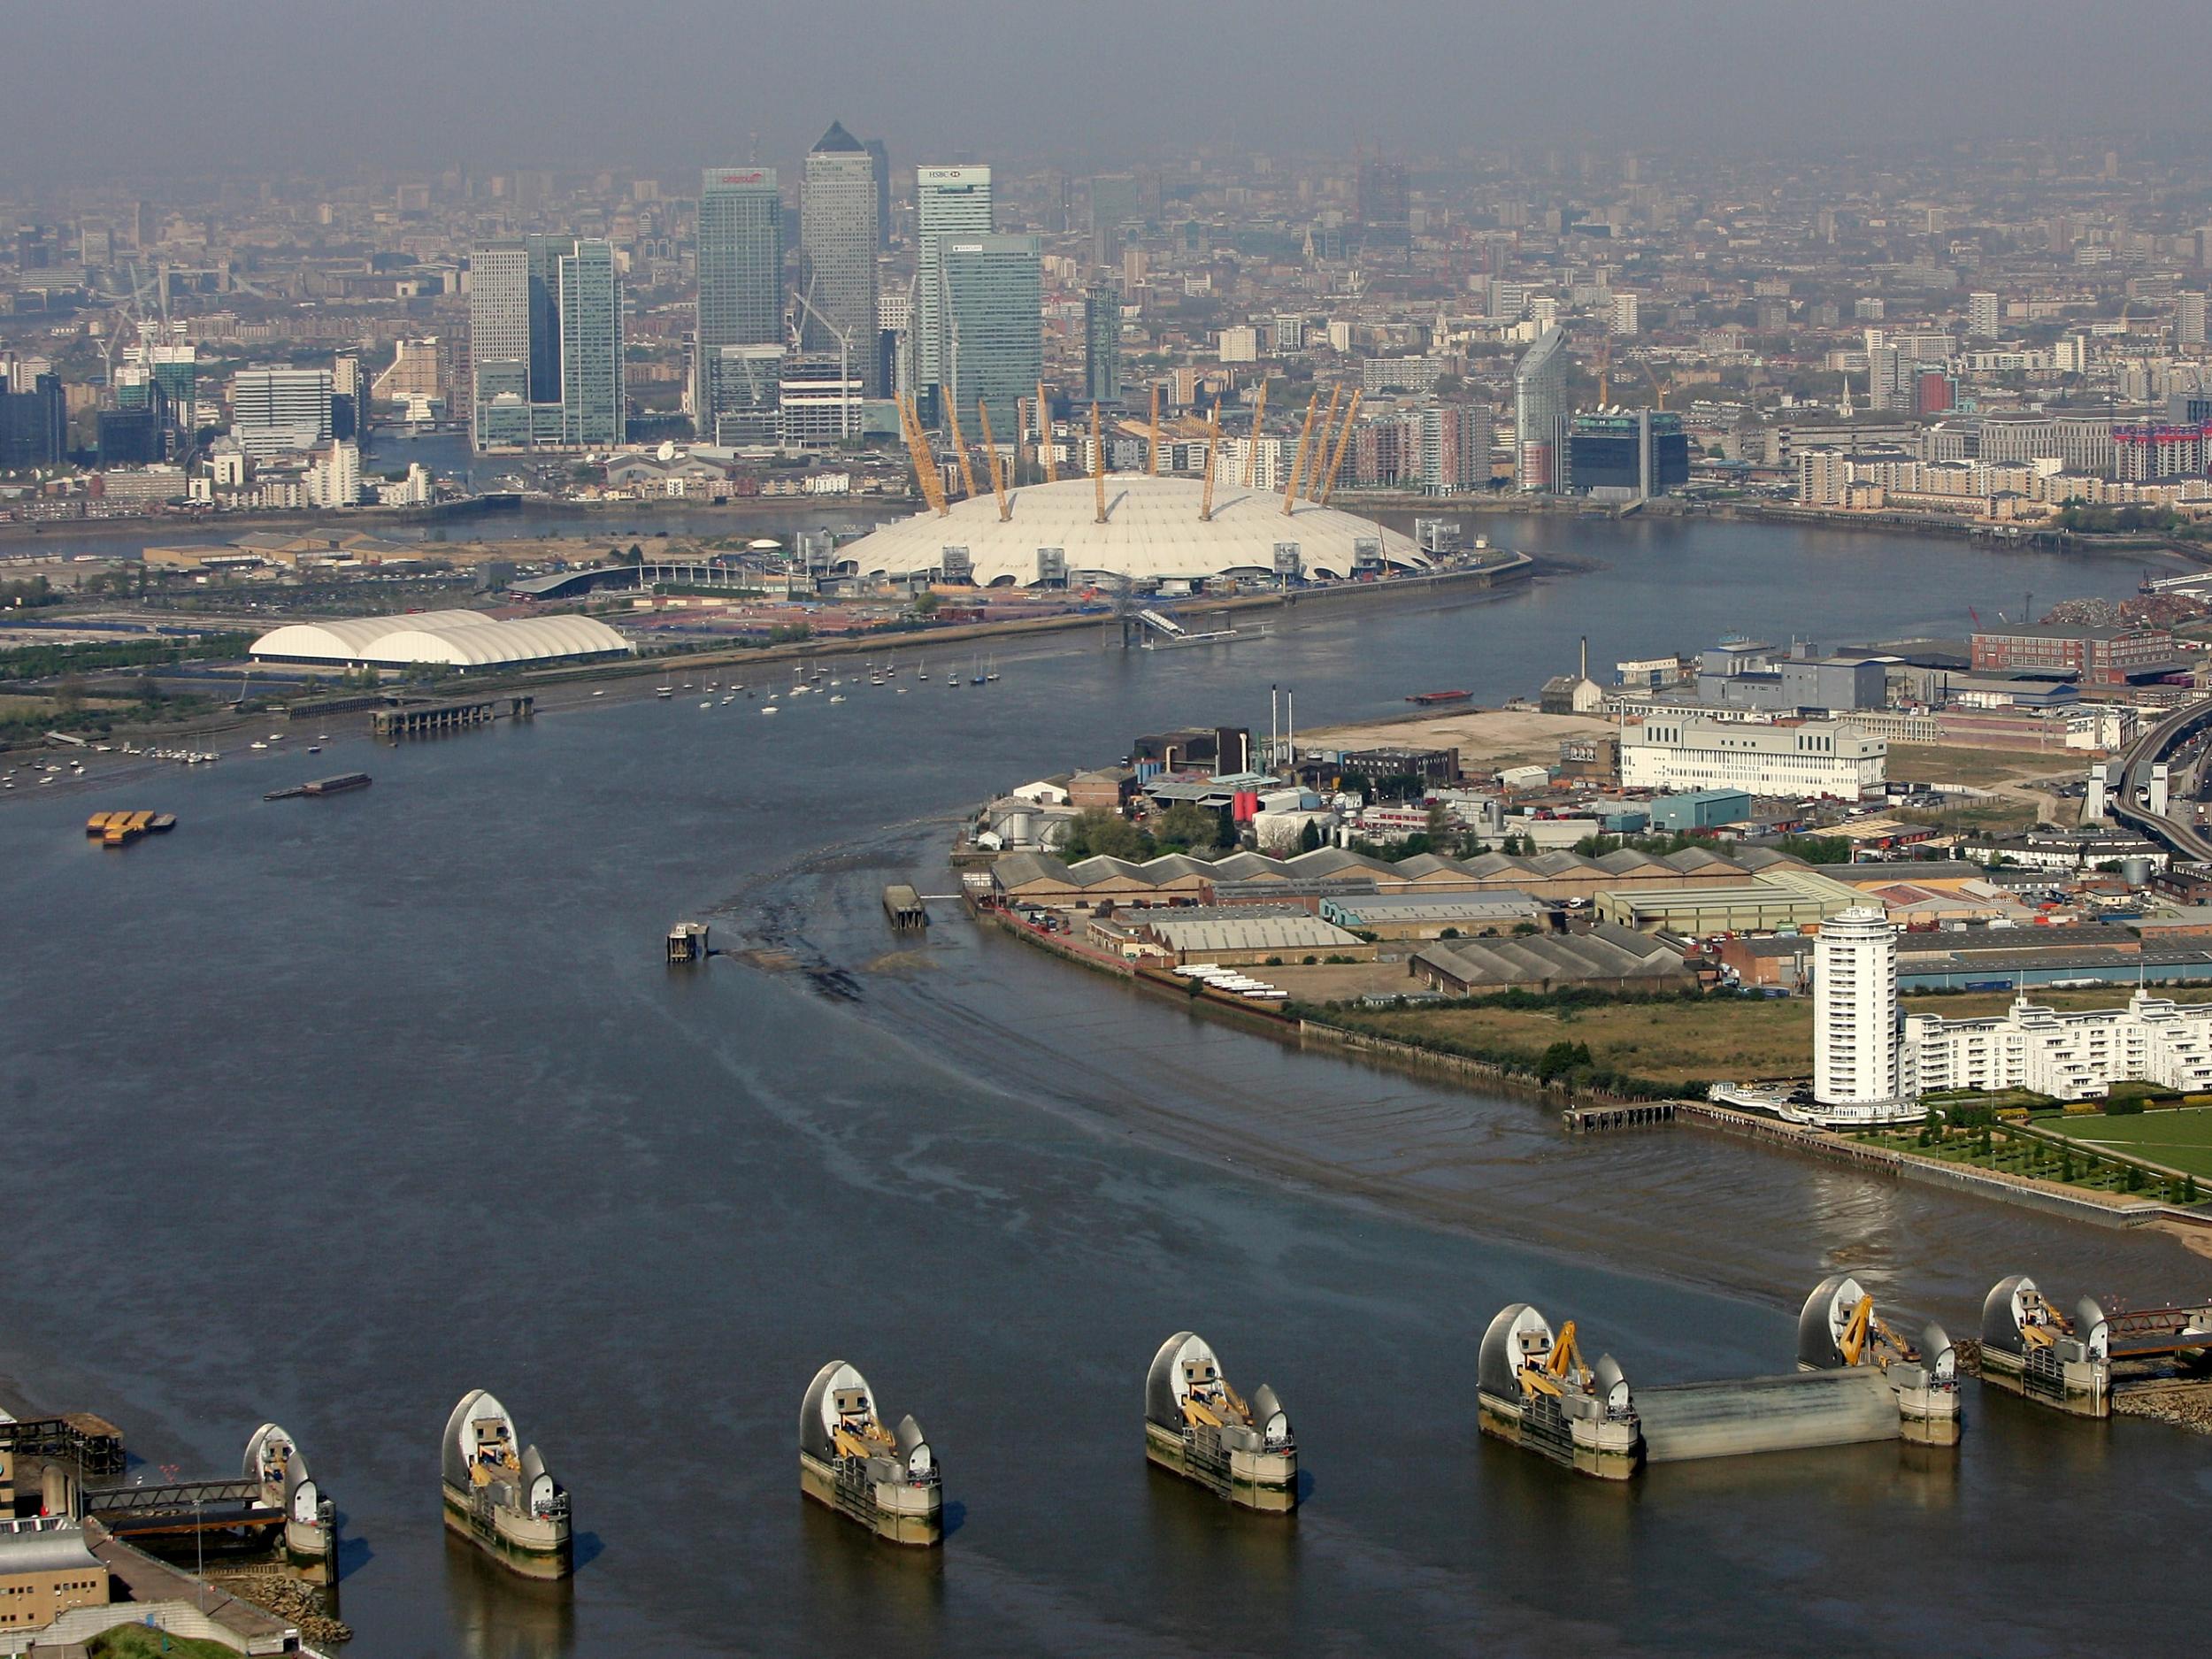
[90,1630,242,1659]
[1338,987,2212,1099]
[1345,995,1810,1094]
[1852,1114,2205,1204]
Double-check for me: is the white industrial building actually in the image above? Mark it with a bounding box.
[1624,716,1885,799]
[251,610,632,670]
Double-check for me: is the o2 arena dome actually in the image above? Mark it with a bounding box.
[838,474,1430,588]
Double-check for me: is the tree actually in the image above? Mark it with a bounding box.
[1297,818,1324,853]
[1153,802,1220,853]
[1062,809,1152,862]
[1536,1040,1593,1081]
[912,591,941,617]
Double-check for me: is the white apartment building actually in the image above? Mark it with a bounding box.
[1622,717,1886,798]
[1217,326,1260,364]
[1815,908,1901,1107]
[1905,992,2212,1101]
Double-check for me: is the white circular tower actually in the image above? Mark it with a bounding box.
[1814,906,1900,1106]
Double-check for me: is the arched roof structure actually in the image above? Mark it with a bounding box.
[252,610,631,668]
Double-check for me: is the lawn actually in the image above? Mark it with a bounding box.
[2033,1107,2212,1181]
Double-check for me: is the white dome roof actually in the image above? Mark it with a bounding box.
[839,475,1428,587]
[252,609,632,668]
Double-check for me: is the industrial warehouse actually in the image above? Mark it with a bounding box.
[250,609,633,670]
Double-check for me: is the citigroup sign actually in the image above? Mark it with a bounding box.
[712,170,771,187]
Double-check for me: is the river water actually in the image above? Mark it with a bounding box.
[2,518,2206,1656]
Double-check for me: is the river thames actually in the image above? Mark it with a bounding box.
[1,516,2204,1656]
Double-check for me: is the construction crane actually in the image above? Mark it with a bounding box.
[1640,359,1671,411]
[1305,385,1343,503]
[1244,378,1269,488]
[975,399,1010,522]
[1199,402,1222,522]
[1281,392,1320,517]
[1091,402,1108,525]
[1037,380,1057,482]
[1148,383,1162,476]
[942,396,978,499]
[1595,334,1611,407]
[896,395,949,516]
[1317,388,1363,505]
[1838,1295,1928,1370]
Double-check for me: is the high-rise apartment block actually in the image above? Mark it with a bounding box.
[1513,326,1570,491]
[1814,909,1901,1108]
[1083,283,1124,405]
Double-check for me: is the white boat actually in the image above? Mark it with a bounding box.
[250,741,268,750]
[591,690,606,697]
[761,705,780,716]
[829,695,846,703]
[308,745,322,754]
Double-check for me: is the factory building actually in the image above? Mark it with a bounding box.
[1623,717,1886,799]
[1967,623,2177,687]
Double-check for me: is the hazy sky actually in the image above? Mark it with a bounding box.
[11,0,2212,182]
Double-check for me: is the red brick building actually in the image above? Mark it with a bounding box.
[1968,623,2176,687]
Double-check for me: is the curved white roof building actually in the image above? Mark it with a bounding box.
[837,475,1427,588]
[252,609,632,669]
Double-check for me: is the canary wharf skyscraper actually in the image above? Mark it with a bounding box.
[696,166,785,435]
[799,123,879,394]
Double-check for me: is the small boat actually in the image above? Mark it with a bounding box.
[700,701,712,709]
[985,657,999,683]
[917,664,929,681]
[250,741,268,750]
[308,745,323,754]
[657,687,674,699]
[829,695,846,704]
[871,676,885,687]
[895,687,908,695]
[761,705,780,716]
[591,690,606,698]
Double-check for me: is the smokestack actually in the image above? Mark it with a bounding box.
[1579,634,1587,680]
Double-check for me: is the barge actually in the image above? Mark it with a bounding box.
[1796,1275,1960,1444]
[1978,1275,2110,1417]
[1476,1304,1642,1479]
[441,1389,572,1578]
[1143,1332,1297,1511]
[799,1361,941,1546]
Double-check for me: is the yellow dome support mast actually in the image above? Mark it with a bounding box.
[1037,380,1057,483]
[1199,402,1222,523]
[1244,377,1269,488]
[1317,388,1363,506]
[976,399,1010,523]
[897,395,949,517]
[1148,383,1162,476]
[941,394,978,500]
[1281,391,1319,516]
[1305,385,1343,503]
[1091,402,1109,525]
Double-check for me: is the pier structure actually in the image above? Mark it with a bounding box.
[370,695,534,740]
[881,885,928,932]
[1143,1332,1297,1511]
[666,921,710,964]
[799,1362,942,1546]
[1978,1276,2111,1417]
